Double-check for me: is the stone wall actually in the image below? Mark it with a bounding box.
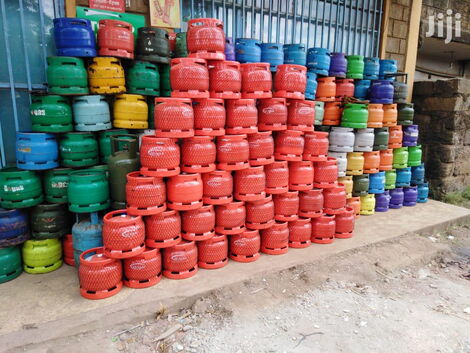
[384,0,412,71]
[413,78,470,199]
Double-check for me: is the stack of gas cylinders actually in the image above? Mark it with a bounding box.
[0,17,428,298]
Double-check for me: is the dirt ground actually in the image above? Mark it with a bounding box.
[17,224,470,353]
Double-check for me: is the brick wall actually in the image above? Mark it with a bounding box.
[384,0,412,71]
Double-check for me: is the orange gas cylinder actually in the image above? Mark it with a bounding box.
[229,229,260,262]
[299,189,323,218]
[382,104,398,127]
[103,210,145,259]
[363,151,380,174]
[187,18,225,61]
[264,160,289,194]
[314,157,338,188]
[163,240,198,279]
[289,161,314,191]
[216,134,250,170]
[97,20,134,59]
[79,247,123,300]
[123,247,162,288]
[215,201,246,234]
[316,77,336,102]
[379,149,393,171]
[368,104,384,128]
[155,98,194,138]
[240,63,272,99]
[234,166,266,201]
[181,136,216,173]
[209,61,241,99]
[323,102,342,126]
[63,233,74,266]
[193,98,226,136]
[388,125,403,148]
[303,131,329,162]
[245,195,275,230]
[274,130,304,161]
[311,214,336,244]
[323,185,347,214]
[181,205,215,241]
[335,79,355,100]
[202,170,233,205]
[273,64,307,100]
[167,173,203,211]
[140,136,180,177]
[287,100,315,132]
[260,221,289,255]
[248,131,274,166]
[335,207,355,239]
[126,171,166,216]
[170,58,209,98]
[257,98,288,131]
[225,99,258,134]
[197,233,228,269]
[273,191,299,222]
[346,197,361,218]
[288,217,312,248]
[145,210,181,248]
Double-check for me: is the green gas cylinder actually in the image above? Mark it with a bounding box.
[30,203,69,239]
[0,168,43,209]
[407,145,422,167]
[174,32,188,58]
[127,61,160,96]
[44,168,72,203]
[99,129,128,163]
[22,239,62,274]
[341,103,368,128]
[398,103,414,126]
[59,132,99,167]
[68,169,110,213]
[352,174,369,196]
[47,56,88,95]
[346,55,364,79]
[0,246,22,283]
[30,95,73,133]
[159,64,171,97]
[385,169,397,189]
[393,147,409,169]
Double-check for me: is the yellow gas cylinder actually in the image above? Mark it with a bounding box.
[360,194,375,215]
[88,57,126,94]
[113,94,148,129]
[346,152,364,176]
[338,176,353,198]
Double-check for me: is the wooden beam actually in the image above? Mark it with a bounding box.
[404,0,423,102]
[65,0,77,17]
[379,0,392,59]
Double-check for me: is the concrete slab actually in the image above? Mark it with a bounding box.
[1,200,469,351]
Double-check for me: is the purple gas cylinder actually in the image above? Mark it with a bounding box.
[403,186,418,206]
[402,125,419,147]
[329,53,347,78]
[225,37,236,61]
[389,187,404,209]
[375,191,390,212]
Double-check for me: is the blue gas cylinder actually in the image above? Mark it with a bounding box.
[53,18,96,57]
[369,80,394,104]
[73,95,112,131]
[307,47,331,76]
[417,182,429,203]
[283,44,306,66]
[72,212,103,267]
[16,132,58,170]
[354,80,371,100]
[235,38,262,63]
[411,163,425,185]
[305,71,318,100]
[396,167,412,187]
[379,59,397,80]
[261,43,284,72]
[0,208,29,247]
[369,171,385,194]
[364,57,380,80]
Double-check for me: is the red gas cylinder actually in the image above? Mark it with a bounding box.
[323,102,342,126]
[234,166,266,201]
[335,79,355,100]
[335,207,355,239]
[316,77,336,102]
[197,233,228,269]
[202,170,233,205]
[79,247,123,300]
[145,210,181,248]
[155,98,194,138]
[287,100,315,132]
[388,125,403,148]
[181,136,216,173]
[229,229,261,262]
[299,189,324,218]
[257,98,288,131]
[273,191,299,222]
[346,197,361,218]
[363,151,380,174]
[314,157,338,188]
[209,61,241,99]
[248,131,274,166]
[216,134,250,170]
[170,58,209,98]
[126,171,166,216]
[311,214,336,244]
[163,240,198,279]
[181,205,215,241]
[273,64,307,100]
[240,63,272,99]
[264,160,289,194]
[379,149,393,171]
[225,99,258,135]
[274,130,304,161]
[63,234,74,266]
[140,136,180,177]
[215,201,246,234]
[193,98,226,136]
[245,195,275,230]
[289,161,314,191]
[168,32,176,52]
[123,248,162,288]
[167,173,203,211]
[323,185,347,214]
[187,18,225,61]
[97,20,134,59]
[103,210,145,259]
[303,131,329,162]
[288,217,312,248]
[260,221,289,255]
